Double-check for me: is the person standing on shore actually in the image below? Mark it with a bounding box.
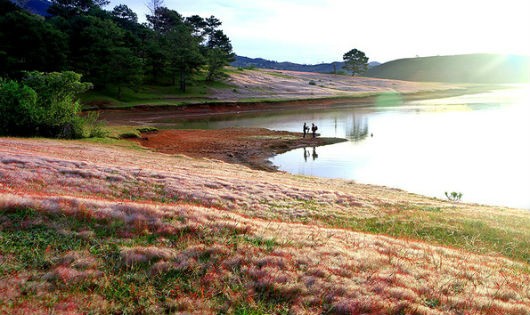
[303,122,308,138]
[311,123,318,138]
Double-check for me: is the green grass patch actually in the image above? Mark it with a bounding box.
[81,80,234,109]
[0,209,86,271]
[243,236,277,252]
[312,205,530,263]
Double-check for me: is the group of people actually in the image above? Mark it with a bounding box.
[302,122,318,138]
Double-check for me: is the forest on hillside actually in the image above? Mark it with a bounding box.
[0,0,235,95]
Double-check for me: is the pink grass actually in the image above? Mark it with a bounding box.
[2,138,530,314]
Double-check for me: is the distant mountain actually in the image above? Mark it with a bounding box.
[10,0,51,16]
[231,55,380,74]
[365,54,530,83]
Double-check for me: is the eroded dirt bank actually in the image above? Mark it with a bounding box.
[131,128,345,171]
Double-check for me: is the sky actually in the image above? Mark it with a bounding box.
[108,0,530,64]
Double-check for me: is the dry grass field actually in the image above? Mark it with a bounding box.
[214,68,461,101]
[1,137,530,314]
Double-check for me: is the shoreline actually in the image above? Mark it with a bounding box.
[116,85,505,171]
[131,128,346,171]
[97,85,504,125]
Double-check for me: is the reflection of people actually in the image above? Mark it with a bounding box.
[303,147,309,161]
[303,122,309,138]
[312,147,318,160]
[311,123,318,138]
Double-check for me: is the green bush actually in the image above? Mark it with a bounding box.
[0,71,95,139]
[0,79,38,136]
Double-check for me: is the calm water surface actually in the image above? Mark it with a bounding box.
[164,87,530,209]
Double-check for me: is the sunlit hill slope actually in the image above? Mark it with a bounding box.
[365,54,530,83]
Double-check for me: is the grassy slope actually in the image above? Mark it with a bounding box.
[81,67,470,110]
[1,137,530,314]
[81,81,231,110]
[365,54,530,83]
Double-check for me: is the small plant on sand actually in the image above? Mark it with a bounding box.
[445,191,463,202]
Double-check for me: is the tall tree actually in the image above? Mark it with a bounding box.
[111,4,137,24]
[164,24,203,91]
[185,15,207,39]
[144,6,184,84]
[105,46,143,98]
[343,48,369,76]
[146,6,183,34]
[190,16,234,81]
[204,29,235,81]
[63,14,142,92]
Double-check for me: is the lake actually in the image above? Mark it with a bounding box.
[161,87,530,209]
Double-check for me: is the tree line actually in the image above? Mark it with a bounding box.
[0,0,235,96]
[0,0,235,138]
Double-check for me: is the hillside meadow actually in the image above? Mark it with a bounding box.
[1,137,530,314]
[84,67,485,110]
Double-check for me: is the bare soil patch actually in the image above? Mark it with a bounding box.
[131,128,345,171]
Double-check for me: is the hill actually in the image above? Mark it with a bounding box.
[365,53,530,83]
[9,0,51,16]
[231,55,380,74]
[85,68,470,110]
[211,68,459,101]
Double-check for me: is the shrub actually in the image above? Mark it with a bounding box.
[23,71,92,138]
[308,80,316,85]
[0,79,38,136]
[0,71,95,138]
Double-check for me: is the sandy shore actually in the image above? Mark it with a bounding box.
[132,128,345,171]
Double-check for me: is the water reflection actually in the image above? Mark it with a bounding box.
[303,147,319,161]
[311,147,318,161]
[270,88,530,209]
[162,87,530,209]
[346,116,369,141]
[154,106,376,141]
[303,147,309,161]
